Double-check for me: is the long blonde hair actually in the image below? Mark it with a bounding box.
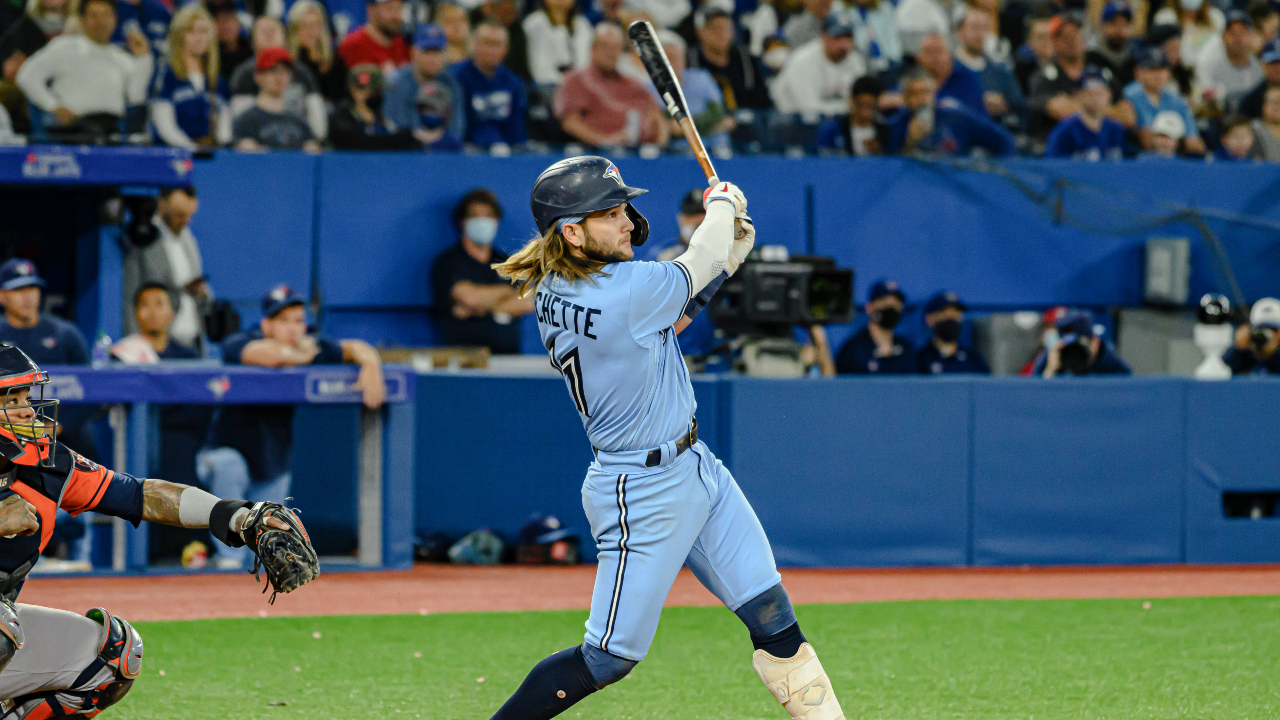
[494,228,611,297]
[287,0,333,66]
[167,5,219,81]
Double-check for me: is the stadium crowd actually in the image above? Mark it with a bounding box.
[0,0,1278,158]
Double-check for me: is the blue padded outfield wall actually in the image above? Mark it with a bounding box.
[185,154,1280,344]
[413,374,1280,567]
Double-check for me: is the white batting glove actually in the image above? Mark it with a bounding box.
[725,215,755,276]
[703,181,746,216]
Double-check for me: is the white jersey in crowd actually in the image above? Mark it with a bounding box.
[770,37,866,118]
[535,260,695,453]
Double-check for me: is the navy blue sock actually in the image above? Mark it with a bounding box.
[489,646,599,720]
[752,621,807,659]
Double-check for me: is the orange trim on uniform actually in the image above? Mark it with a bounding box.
[10,481,56,553]
[60,466,114,516]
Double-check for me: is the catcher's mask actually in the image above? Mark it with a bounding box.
[0,344,57,468]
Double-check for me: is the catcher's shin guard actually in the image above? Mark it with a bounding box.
[751,643,844,720]
[0,600,23,673]
[1,610,142,719]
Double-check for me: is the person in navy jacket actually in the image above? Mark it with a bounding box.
[1032,309,1131,376]
[836,279,916,374]
[916,290,990,374]
[885,66,1017,156]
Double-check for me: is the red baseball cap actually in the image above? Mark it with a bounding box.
[255,46,293,72]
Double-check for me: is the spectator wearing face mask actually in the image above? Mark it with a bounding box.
[1224,297,1280,375]
[410,78,464,151]
[916,290,989,375]
[1033,309,1131,377]
[835,279,915,374]
[431,188,533,354]
[329,63,421,150]
[385,24,466,138]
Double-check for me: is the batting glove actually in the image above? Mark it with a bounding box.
[725,215,755,276]
[703,181,746,216]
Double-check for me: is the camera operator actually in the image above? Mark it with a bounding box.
[917,290,989,375]
[835,279,915,374]
[1034,309,1131,377]
[1224,298,1280,376]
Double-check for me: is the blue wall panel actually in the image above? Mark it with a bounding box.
[414,373,596,558]
[972,377,1185,565]
[191,153,316,308]
[1184,380,1280,564]
[727,377,971,567]
[290,404,361,555]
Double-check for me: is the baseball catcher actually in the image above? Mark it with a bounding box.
[0,343,318,718]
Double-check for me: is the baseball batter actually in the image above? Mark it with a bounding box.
[0,343,318,718]
[489,156,845,720]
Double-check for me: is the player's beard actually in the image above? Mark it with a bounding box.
[579,229,631,263]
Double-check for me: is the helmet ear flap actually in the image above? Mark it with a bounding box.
[625,205,649,247]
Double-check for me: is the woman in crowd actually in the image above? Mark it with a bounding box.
[287,0,348,103]
[434,1,471,64]
[1252,85,1280,161]
[329,63,420,149]
[151,4,230,148]
[523,0,594,86]
[1152,0,1224,69]
[25,0,76,38]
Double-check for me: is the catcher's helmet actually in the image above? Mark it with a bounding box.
[530,156,651,246]
[0,344,57,467]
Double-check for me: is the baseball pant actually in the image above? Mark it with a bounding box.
[0,605,118,717]
[582,441,781,661]
[198,447,291,566]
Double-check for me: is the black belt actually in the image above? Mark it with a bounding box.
[646,418,698,468]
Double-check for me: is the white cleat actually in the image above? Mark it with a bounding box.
[751,642,846,720]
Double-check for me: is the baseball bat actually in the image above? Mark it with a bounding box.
[627,20,719,186]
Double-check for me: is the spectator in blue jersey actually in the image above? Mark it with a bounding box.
[835,279,915,374]
[1045,65,1125,159]
[385,24,466,137]
[817,75,887,155]
[151,4,230,149]
[451,21,526,148]
[885,66,1017,155]
[329,63,421,149]
[916,290,989,375]
[954,8,1025,132]
[915,32,988,117]
[1032,309,1130,377]
[110,0,169,60]
[202,285,385,569]
[1118,46,1207,155]
[1224,298,1280,375]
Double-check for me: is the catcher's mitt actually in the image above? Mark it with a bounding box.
[239,501,320,603]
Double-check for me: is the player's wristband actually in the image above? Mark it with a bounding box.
[209,498,253,548]
[683,271,728,321]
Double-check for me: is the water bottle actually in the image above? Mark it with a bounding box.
[91,332,111,368]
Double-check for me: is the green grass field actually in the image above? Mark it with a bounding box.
[128,596,1280,719]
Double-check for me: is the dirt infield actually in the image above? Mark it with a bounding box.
[17,564,1280,621]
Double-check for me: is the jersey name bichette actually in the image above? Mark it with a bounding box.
[536,260,694,455]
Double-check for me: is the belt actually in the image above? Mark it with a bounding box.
[593,418,699,471]
[647,418,698,468]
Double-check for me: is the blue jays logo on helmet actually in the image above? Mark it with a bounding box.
[603,163,623,186]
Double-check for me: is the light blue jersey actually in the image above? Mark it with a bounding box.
[535,261,694,453]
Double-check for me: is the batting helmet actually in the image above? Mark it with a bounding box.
[530,156,651,246]
[0,344,57,467]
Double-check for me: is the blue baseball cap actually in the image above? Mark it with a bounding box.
[1055,309,1096,343]
[262,284,306,318]
[1078,65,1112,89]
[923,290,966,315]
[1101,2,1132,21]
[1262,38,1280,64]
[413,23,446,51]
[868,279,905,303]
[0,259,45,291]
[1135,46,1170,69]
[1225,8,1253,28]
[822,11,853,37]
